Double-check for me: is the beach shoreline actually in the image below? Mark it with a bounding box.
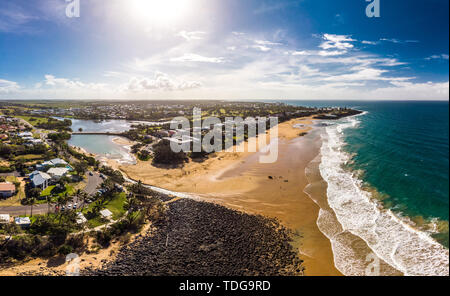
[116,116,342,275]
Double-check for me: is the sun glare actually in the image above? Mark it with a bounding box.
[128,0,191,25]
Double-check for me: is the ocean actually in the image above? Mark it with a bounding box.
[272,100,449,275]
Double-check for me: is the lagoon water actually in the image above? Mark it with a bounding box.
[64,118,138,164]
[69,134,134,162]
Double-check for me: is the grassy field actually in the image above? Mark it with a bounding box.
[15,115,49,126]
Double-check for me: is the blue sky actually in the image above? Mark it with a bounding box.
[0,0,448,100]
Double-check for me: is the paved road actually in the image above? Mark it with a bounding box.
[0,204,51,216]
[83,171,102,196]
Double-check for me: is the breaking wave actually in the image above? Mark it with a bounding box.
[319,113,449,276]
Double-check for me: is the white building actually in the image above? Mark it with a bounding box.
[100,209,113,220]
[76,212,87,224]
[18,132,33,138]
[0,214,10,224]
[15,217,31,228]
[47,167,69,180]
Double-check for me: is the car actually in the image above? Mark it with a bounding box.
[61,206,65,211]
[89,171,93,176]
[100,174,106,179]
[73,203,77,209]
[68,204,72,209]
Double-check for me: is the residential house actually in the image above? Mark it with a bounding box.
[0,214,10,224]
[18,132,33,138]
[15,217,31,228]
[37,158,69,171]
[26,138,43,145]
[0,182,16,198]
[47,167,69,181]
[29,171,51,190]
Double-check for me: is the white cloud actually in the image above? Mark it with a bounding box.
[361,40,378,45]
[3,29,446,101]
[0,79,20,93]
[125,72,201,91]
[380,38,419,44]
[170,53,225,63]
[319,34,356,51]
[323,68,412,83]
[43,75,106,90]
[251,45,272,52]
[425,54,449,60]
[177,31,206,41]
[318,50,347,56]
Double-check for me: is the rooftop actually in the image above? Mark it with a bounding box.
[0,182,15,192]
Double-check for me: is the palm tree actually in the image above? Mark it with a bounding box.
[27,187,41,217]
[29,197,36,217]
[46,195,52,215]
[57,192,71,224]
[124,194,140,213]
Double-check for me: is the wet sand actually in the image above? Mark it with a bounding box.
[119,117,342,275]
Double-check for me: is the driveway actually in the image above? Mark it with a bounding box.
[83,171,102,196]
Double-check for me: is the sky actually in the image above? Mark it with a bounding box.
[0,0,448,101]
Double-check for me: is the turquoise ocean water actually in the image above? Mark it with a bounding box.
[278,100,449,248]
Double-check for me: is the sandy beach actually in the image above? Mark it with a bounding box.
[118,117,341,275]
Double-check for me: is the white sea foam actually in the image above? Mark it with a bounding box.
[319,113,449,276]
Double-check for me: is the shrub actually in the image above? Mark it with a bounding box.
[152,139,187,164]
[57,244,73,256]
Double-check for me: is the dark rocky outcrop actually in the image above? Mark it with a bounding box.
[83,198,304,276]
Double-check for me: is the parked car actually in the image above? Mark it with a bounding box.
[89,171,93,176]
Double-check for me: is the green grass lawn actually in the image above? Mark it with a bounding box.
[82,192,127,228]
[14,154,44,161]
[40,185,56,197]
[15,116,49,126]
[38,184,75,202]
[105,192,127,220]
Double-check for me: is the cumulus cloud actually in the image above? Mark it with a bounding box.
[125,72,202,92]
[43,75,106,90]
[3,28,447,101]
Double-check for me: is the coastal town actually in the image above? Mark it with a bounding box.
[0,100,360,275]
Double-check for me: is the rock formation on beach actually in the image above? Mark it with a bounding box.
[84,198,304,276]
